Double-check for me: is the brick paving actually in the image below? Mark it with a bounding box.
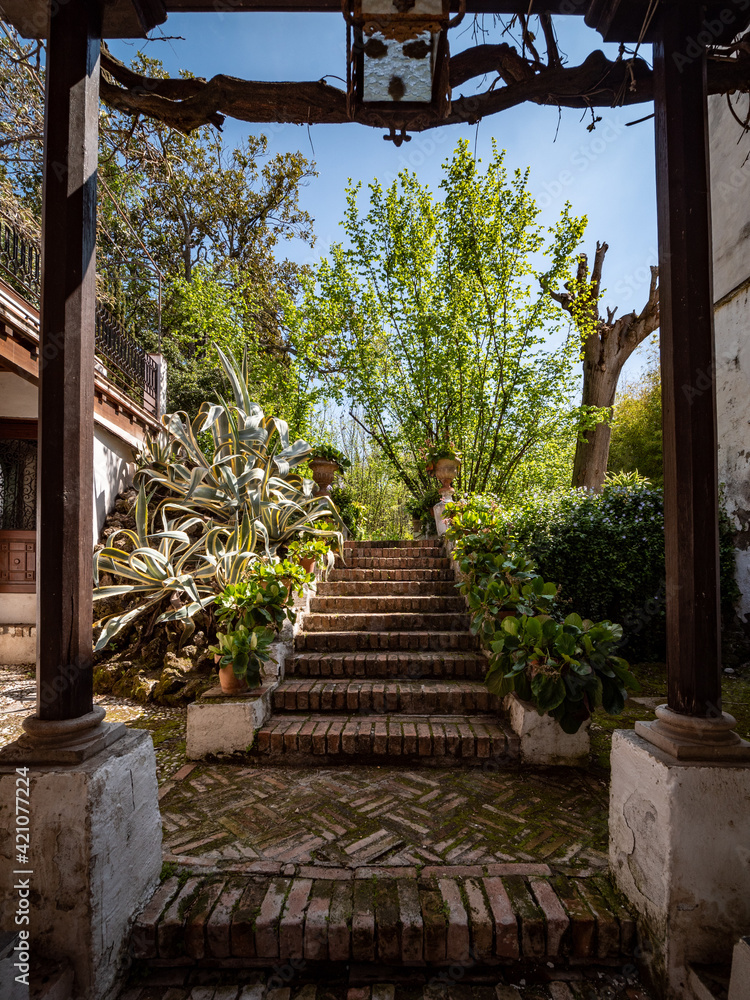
[132,867,636,966]
[159,764,609,873]
[118,976,653,999]
[3,540,649,989]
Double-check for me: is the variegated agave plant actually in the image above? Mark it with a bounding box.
[93,346,345,651]
[136,345,345,553]
[93,486,264,650]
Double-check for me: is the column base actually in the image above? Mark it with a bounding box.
[0,707,127,764]
[609,729,750,999]
[0,728,162,1000]
[636,704,750,761]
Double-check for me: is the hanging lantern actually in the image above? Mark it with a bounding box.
[344,0,464,128]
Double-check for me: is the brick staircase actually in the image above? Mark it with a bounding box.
[131,867,637,970]
[254,540,518,765]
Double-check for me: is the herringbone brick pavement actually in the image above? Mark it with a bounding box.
[118,966,653,999]
[159,764,608,873]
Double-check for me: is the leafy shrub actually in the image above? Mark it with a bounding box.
[448,477,739,662]
[485,613,636,734]
[445,498,636,732]
[329,483,364,538]
[404,487,444,535]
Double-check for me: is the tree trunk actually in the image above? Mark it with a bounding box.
[548,242,660,493]
[572,366,620,490]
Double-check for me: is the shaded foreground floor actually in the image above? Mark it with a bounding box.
[159,763,609,874]
[118,972,652,999]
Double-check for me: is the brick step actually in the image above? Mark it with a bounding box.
[344,538,439,548]
[344,547,445,561]
[295,631,481,654]
[131,869,636,965]
[303,613,470,633]
[289,649,487,679]
[309,595,466,614]
[346,556,451,570]
[272,679,500,715]
[318,579,458,597]
[328,568,454,583]
[253,713,515,761]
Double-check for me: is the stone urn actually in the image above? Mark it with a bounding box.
[215,655,249,695]
[434,457,460,495]
[310,457,338,495]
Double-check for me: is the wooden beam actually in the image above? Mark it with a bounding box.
[0,0,165,39]
[37,0,102,722]
[654,0,722,719]
[162,0,587,11]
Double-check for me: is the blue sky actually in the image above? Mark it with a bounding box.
[112,12,658,381]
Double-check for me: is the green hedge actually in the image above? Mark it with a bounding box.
[467,478,738,662]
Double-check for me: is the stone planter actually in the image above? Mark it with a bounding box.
[309,457,338,495]
[434,456,460,493]
[411,516,422,538]
[503,692,590,765]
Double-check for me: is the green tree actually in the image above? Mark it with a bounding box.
[291,140,586,500]
[607,339,663,486]
[0,30,318,424]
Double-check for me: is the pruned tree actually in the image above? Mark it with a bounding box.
[547,242,660,491]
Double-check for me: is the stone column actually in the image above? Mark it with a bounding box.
[0,4,162,997]
[609,5,750,996]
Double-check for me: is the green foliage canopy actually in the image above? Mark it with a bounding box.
[291,140,587,500]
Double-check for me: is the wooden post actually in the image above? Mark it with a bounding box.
[37,0,102,722]
[654,0,721,719]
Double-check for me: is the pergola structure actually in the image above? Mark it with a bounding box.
[0,0,749,996]
[2,0,747,757]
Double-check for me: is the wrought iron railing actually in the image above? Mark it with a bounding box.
[0,217,41,304]
[0,214,159,417]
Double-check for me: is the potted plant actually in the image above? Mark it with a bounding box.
[210,624,274,694]
[484,613,638,733]
[405,488,443,537]
[309,443,351,495]
[209,560,306,693]
[287,536,334,576]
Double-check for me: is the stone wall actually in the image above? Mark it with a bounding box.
[710,93,750,622]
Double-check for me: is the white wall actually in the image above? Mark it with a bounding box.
[93,424,134,541]
[0,371,137,625]
[710,94,750,620]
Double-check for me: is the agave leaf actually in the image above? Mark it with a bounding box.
[93,595,164,651]
[216,344,253,414]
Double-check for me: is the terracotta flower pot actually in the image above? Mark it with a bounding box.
[215,655,249,695]
[434,457,460,493]
[300,556,317,574]
[310,457,339,495]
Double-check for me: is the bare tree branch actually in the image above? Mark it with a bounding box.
[97,36,750,135]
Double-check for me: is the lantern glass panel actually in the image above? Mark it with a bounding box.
[361,30,437,103]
